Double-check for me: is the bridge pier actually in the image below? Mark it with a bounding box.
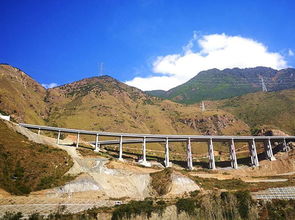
[248,139,259,167]
[76,133,80,148]
[187,138,193,170]
[38,128,41,135]
[208,138,216,169]
[164,137,171,167]
[94,134,100,152]
[138,137,151,167]
[56,130,61,145]
[264,139,276,161]
[118,135,123,161]
[282,138,291,152]
[142,137,147,162]
[229,139,238,169]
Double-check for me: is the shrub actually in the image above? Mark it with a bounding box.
[176,198,198,216]
[235,190,253,219]
[1,212,23,220]
[112,200,155,220]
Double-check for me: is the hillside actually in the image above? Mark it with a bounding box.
[0,64,249,141]
[0,119,73,195]
[0,64,47,124]
[213,89,295,135]
[147,67,295,104]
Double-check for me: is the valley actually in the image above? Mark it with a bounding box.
[1,64,295,219]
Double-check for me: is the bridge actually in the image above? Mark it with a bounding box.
[19,123,294,170]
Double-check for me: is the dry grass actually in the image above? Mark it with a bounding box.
[0,120,74,195]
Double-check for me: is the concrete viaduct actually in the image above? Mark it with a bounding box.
[19,123,294,170]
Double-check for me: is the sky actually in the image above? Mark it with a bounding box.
[1,0,295,90]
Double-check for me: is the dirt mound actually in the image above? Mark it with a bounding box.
[229,150,295,177]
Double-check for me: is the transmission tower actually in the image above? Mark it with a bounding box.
[99,62,103,76]
[259,76,267,92]
[200,101,205,112]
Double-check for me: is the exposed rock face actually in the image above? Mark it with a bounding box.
[179,114,248,135]
[55,174,100,194]
[168,173,200,196]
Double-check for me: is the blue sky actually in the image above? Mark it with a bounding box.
[1,0,295,90]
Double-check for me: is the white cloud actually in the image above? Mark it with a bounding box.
[125,33,288,91]
[288,49,294,56]
[42,83,58,89]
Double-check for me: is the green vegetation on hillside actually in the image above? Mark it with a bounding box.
[216,89,295,134]
[148,67,295,104]
[0,120,74,195]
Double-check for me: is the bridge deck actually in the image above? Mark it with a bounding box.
[19,123,295,141]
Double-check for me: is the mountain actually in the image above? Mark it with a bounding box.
[147,67,295,104]
[0,64,249,144]
[0,64,47,124]
[212,89,295,135]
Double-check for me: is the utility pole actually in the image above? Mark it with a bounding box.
[259,75,267,92]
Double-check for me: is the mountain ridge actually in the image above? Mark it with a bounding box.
[0,64,249,144]
[147,67,295,104]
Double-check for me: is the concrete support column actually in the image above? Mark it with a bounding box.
[38,128,41,135]
[138,136,151,167]
[94,134,100,152]
[187,138,193,170]
[248,139,259,167]
[118,135,123,161]
[142,136,147,162]
[76,133,80,148]
[283,138,291,152]
[208,138,216,169]
[264,139,276,161]
[229,139,238,169]
[56,130,61,145]
[164,137,170,167]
